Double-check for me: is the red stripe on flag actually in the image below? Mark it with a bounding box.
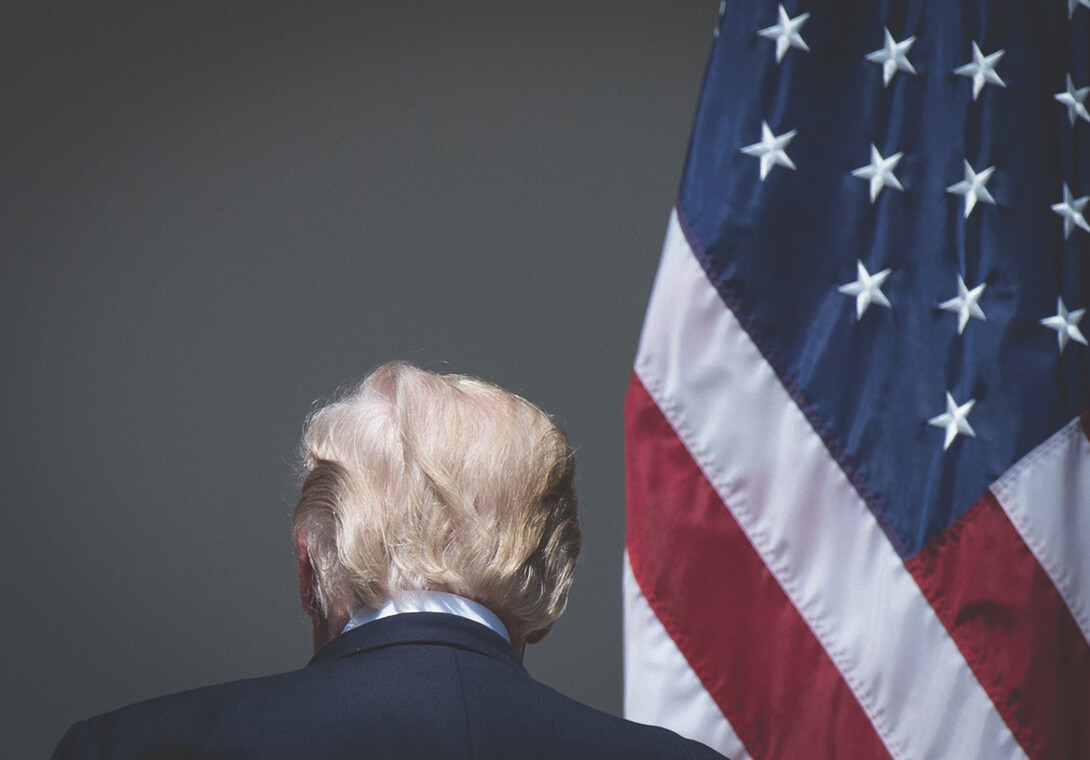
[906,490,1090,760]
[624,374,890,760]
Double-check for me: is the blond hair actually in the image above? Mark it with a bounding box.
[292,362,580,641]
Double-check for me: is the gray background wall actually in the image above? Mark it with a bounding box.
[1,3,716,756]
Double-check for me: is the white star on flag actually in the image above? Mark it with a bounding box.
[939,276,987,335]
[1055,73,1090,126]
[1040,297,1088,353]
[954,42,1006,101]
[837,260,892,320]
[865,28,917,87]
[928,392,978,451]
[740,121,797,180]
[946,160,997,218]
[757,5,810,63]
[851,144,905,202]
[1051,183,1090,239]
[1069,0,1090,20]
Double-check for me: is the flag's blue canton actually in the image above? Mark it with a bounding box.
[680,1,1089,558]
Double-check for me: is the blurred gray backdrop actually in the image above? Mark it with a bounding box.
[0,2,716,757]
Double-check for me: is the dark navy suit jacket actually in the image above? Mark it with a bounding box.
[52,612,727,759]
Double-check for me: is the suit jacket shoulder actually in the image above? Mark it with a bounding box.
[53,613,727,760]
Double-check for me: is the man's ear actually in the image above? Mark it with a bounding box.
[525,623,553,646]
[295,533,320,620]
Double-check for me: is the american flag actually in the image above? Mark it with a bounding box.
[622,2,1089,759]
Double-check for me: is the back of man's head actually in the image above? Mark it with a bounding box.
[293,361,581,644]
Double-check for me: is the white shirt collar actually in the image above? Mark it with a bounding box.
[340,590,511,643]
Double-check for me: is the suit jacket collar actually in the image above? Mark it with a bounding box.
[307,611,526,673]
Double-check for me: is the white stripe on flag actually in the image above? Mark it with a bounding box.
[622,551,751,760]
[633,209,1026,760]
[991,416,1090,645]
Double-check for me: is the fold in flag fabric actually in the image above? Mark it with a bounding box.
[623,3,1089,759]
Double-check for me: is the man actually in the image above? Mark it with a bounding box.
[53,362,726,759]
